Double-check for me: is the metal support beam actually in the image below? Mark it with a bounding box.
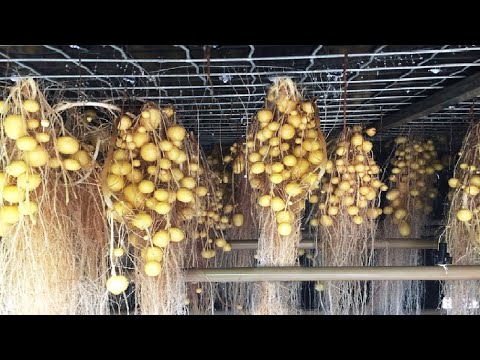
[185,266,480,283]
[228,238,436,250]
[1,47,479,64]
[375,71,480,131]
[213,309,445,315]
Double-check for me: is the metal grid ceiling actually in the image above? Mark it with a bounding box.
[0,45,479,145]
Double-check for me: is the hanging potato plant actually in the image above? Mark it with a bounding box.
[312,125,386,315]
[245,77,327,314]
[373,136,442,315]
[0,79,107,314]
[102,104,223,314]
[382,136,442,237]
[444,121,480,314]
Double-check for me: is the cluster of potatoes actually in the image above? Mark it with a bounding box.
[208,142,246,231]
[105,105,228,294]
[246,82,326,237]
[311,126,386,228]
[383,137,442,237]
[190,156,232,258]
[448,151,480,228]
[105,106,187,283]
[0,98,90,236]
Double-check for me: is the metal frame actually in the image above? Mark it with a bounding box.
[185,266,480,282]
[1,45,479,144]
[228,238,437,250]
[374,72,480,131]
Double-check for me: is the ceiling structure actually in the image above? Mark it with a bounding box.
[0,44,479,146]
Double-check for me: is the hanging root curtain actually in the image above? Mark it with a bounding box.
[443,121,480,315]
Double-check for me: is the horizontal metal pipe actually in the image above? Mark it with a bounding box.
[1,46,479,64]
[4,64,480,79]
[177,109,397,116]
[189,121,383,127]
[152,101,410,108]
[185,266,480,283]
[228,238,436,250]
[175,106,478,113]
[175,102,412,109]
[181,114,389,123]
[0,74,463,83]
[395,122,470,127]
[181,118,476,126]
[44,85,444,92]
[89,95,427,102]
[213,309,445,315]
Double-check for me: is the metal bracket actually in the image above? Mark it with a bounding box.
[433,242,453,265]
